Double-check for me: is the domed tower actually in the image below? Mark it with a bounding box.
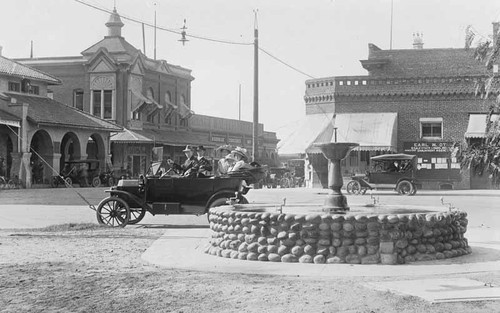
[105,7,124,37]
[413,32,424,49]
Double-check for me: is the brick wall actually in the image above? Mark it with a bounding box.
[30,63,87,108]
[334,94,491,151]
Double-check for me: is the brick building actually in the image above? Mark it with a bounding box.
[280,28,498,189]
[0,52,120,188]
[18,9,278,177]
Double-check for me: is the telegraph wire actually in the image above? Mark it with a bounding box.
[73,0,253,46]
[259,47,316,79]
[73,0,316,78]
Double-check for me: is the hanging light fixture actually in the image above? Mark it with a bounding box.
[179,19,189,46]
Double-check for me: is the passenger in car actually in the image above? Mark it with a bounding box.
[215,145,234,175]
[229,147,252,172]
[195,145,213,177]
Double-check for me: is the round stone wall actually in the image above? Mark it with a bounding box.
[205,206,471,265]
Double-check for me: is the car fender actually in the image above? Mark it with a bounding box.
[105,189,149,210]
[206,190,239,210]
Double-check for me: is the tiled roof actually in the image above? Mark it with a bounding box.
[0,55,61,84]
[81,36,138,58]
[362,44,489,77]
[134,128,214,147]
[4,92,121,131]
[110,128,153,143]
[0,109,21,127]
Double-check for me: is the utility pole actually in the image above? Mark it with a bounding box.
[238,84,241,120]
[142,23,146,56]
[154,3,157,60]
[390,0,394,50]
[252,11,259,162]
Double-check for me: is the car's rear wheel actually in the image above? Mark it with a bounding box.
[207,197,231,222]
[92,177,101,188]
[346,180,362,195]
[64,177,72,187]
[96,197,130,227]
[396,180,414,196]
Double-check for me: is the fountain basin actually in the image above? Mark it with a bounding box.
[205,204,471,265]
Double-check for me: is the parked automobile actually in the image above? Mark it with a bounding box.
[346,153,418,196]
[52,159,102,188]
[95,162,266,227]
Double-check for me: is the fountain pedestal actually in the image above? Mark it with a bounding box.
[313,142,359,213]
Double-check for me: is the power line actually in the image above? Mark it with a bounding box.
[74,0,316,78]
[259,47,316,79]
[74,0,253,46]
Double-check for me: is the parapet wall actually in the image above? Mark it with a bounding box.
[205,207,471,264]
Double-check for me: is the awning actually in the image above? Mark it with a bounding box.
[110,128,153,144]
[307,113,398,154]
[130,89,163,112]
[0,109,21,127]
[465,114,500,138]
[277,113,334,157]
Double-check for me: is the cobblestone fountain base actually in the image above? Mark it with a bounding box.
[204,205,471,265]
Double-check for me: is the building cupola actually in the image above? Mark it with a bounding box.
[413,32,424,49]
[105,8,124,37]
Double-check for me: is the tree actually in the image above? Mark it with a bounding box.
[458,26,500,186]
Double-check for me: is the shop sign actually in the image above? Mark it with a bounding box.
[127,145,147,155]
[403,142,453,154]
[228,137,242,145]
[211,135,226,143]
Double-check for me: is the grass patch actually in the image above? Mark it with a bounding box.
[35,223,110,232]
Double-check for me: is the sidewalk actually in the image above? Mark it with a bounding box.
[141,227,500,278]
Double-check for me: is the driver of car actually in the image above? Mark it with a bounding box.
[167,145,198,178]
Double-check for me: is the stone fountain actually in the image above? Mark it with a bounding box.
[204,142,471,265]
[313,142,359,213]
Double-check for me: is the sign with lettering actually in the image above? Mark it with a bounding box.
[228,137,242,145]
[211,135,226,143]
[403,142,453,154]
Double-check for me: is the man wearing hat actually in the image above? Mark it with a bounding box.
[194,146,212,177]
[167,145,198,177]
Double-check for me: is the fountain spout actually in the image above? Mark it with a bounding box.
[313,142,359,213]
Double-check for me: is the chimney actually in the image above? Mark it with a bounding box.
[413,32,424,49]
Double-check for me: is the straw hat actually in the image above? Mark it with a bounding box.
[197,145,206,151]
[231,147,248,161]
[216,144,233,153]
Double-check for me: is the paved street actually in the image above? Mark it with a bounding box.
[1,187,499,235]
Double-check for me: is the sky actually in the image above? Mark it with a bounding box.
[2,0,500,140]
